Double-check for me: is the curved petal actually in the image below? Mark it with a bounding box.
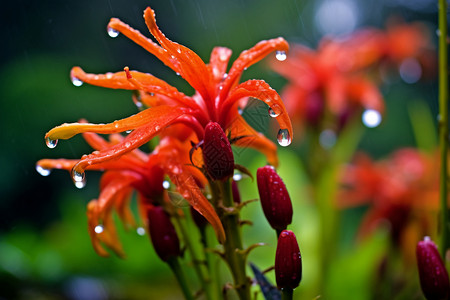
[208,47,232,84]
[107,17,178,71]
[71,67,196,109]
[219,37,289,102]
[70,106,189,174]
[228,113,279,167]
[45,105,189,140]
[220,80,293,142]
[143,8,215,111]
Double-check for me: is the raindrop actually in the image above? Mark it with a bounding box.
[36,165,51,176]
[319,129,336,149]
[268,104,282,117]
[233,172,243,181]
[107,26,120,38]
[162,180,170,189]
[275,51,287,61]
[46,137,58,149]
[71,76,83,87]
[94,225,104,234]
[125,130,132,134]
[71,168,86,189]
[136,227,146,236]
[277,129,291,147]
[362,109,382,128]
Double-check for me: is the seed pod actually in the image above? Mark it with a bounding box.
[257,166,293,231]
[147,205,180,262]
[202,122,235,180]
[416,237,450,300]
[275,230,302,289]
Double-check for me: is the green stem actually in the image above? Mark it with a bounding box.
[438,0,449,258]
[281,288,293,300]
[168,257,195,300]
[200,226,221,300]
[173,213,214,299]
[215,179,251,300]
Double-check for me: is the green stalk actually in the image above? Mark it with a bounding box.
[173,213,215,299]
[438,0,449,258]
[281,288,293,300]
[214,179,251,300]
[168,257,195,300]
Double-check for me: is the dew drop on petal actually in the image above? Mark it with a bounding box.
[362,109,382,128]
[94,225,104,234]
[136,227,146,236]
[71,76,83,87]
[277,129,291,147]
[71,168,86,189]
[36,165,51,176]
[107,26,120,38]
[268,104,282,118]
[46,137,58,149]
[275,50,287,61]
[162,180,170,189]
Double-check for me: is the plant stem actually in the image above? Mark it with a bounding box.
[168,257,195,300]
[215,179,251,300]
[173,212,215,299]
[438,0,449,258]
[281,288,293,300]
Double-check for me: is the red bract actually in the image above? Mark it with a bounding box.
[202,122,234,180]
[257,166,293,231]
[275,230,302,289]
[416,237,449,300]
[147,205,181,262]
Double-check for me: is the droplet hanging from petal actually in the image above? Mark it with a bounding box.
[46,137,58,149]
[275,51,287,61]
[71,75,83,87]
[36,165,51,176]
[71,167,86,189]
[277,129,291,147]
[107,26,120,38]
[269,104,282,118]
[94,224,104,234]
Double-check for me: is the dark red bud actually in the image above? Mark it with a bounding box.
[202,122,234,180]
[275,230,302,289]
[232,180,241,204]
[257,166,293,231]
[416,237,450,300]
[147,206,180,262]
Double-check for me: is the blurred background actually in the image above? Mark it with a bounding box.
[0,0,441,299]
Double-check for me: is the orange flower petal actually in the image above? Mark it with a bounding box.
[228,113,279,167]
[45,105,188,140]
[220,37,289,99]
[221,80,293,143]
[143,7,214,106]
[209,47,232,84]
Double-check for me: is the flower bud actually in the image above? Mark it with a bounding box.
[202,122,234,180]
[232,180,241,204]
[257,166,293,231]
[416,237,449,300]
[275,230,302,289]
[147,205,180,262]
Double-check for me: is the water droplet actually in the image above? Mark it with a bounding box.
[36,165,51,176]
[125,130,132,134]
[399,58,422,84]
[136,227,146,236]
[46,137,58,149]
[94,225,104,234]
[268,104,282,117]
[71,75,83,87]
[362,109,382,128]
[107,26,119,38]
[233,172,243,181]
[176,48,182,54]
[71,168,86,189]
[275,50,287,61]
[162,180,170,189]
[277,129,291,147]
[319,129,336,149]
[124,142,131,148]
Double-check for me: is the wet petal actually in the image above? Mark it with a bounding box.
[209,47,232,83]
[45,105,189,140]
[220,37,289,99]
[143,7,214,104]
[228,114,279,167]
[221,80,293,143]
